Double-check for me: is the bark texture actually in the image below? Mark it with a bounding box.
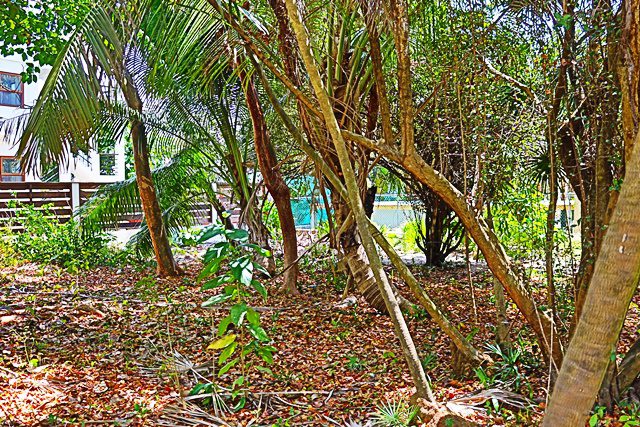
[543,5,640,422]
[130,120,178,276]
[542,130,640,425]
[240,71,299,293]
[345,130,564,368]
[282,0,434,400]
[120,69,177,277]
[265,0,415,312]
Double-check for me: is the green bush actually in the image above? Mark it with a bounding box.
[8,204,117,271]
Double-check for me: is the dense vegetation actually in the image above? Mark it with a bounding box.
[1,0,640,425]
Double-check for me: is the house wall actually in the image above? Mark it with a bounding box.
[0,55,126,183]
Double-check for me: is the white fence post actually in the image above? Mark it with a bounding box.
[210,182,218,224]
[71,182,80,211]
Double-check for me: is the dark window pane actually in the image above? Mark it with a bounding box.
[99,154,116,175]
[2,158,21,174]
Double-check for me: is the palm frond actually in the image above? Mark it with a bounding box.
[78,145,216,254]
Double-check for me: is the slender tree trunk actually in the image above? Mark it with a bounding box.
[545,169,558,321]
[282,0,434,401]
[240,195,276,275]
[240,71,299,294]
[544,6,640,422]
[265,0,413,310]
[210,196,234,231]
[130,119,178,276]
[118,69,178,277]
[487,203,510,348]
[346,131,564,368]
[370,220,488,365]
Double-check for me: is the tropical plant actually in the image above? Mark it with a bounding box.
[3,0,179,275]
[191,224,276,410]
[371,400,418,427]
[7,203,117,271]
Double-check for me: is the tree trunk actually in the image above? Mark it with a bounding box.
[617,338,640,393]
[118,69,177,277]
[542,131,640,426]
[241,196,276,276]
[130,119,178,276]
[254,54,484,365]
[283,0,434,401]
[345,131,564,369]
[370,219,488,365]
[487,203,510,348]
[545,168,558,322]
[544,6,640,422]
[240,70,299,294]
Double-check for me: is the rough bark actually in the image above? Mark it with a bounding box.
[617,339,640,393]
[240,195,276,276]
[542,131,640,427]
[119,69,177,277]
[256,59,485,371]
[265,0,414,312]
[282,0,434,400]
[543,10,640,414]
[130,120,178,276]
[239,71,299,294]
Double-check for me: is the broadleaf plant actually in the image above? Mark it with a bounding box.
[193,224,275,410]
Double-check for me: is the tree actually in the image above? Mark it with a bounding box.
[0,0,90,82]
[281,0,434,400]
[542,1,640,423]
[238,68,299,293]
[12,2,179,276]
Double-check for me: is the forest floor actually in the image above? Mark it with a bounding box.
[1,252,639,426]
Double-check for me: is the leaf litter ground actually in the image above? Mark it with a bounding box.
[2,255,637,426]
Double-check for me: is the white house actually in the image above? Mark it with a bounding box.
[0,55,126,183]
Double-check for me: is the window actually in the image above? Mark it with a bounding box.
[99,153,116,175]
[0,72,24,107]
[97,138,116,176]
[0,157,24,182]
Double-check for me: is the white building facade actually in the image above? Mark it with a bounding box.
[0,55,126,183]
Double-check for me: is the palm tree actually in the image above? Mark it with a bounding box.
[11,2,178,276]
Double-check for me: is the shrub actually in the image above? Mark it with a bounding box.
[8,204,116,271]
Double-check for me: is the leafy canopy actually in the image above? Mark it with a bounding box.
[0,0,90,82]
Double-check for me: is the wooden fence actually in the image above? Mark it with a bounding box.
[0,182,217,231]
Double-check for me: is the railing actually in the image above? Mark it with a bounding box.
[0,182,75,230]
[0,182,217,231]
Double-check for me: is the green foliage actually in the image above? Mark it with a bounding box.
[0,0,90,82]
[474,343,532,396]
[0,236,20,268]
[346,356,365,372]
[421,352,438,372]
[491,183,567,260]
[617,401,640,427]
[371,400,419,427]
[5,204,119,271]
[381,221,420,254]
[191,224,275,410]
